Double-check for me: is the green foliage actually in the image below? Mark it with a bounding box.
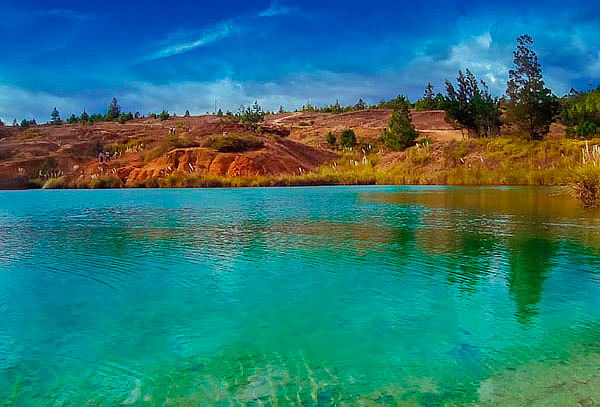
[50,107,61,125]
[43,177,68,189]
[354,99,367,110]
[184,110,191,117]
[381,97,418,151]
[20,119,36,128]
[145,134,199,162]
[106,97,121,121]
[0,118,4,126]
[87,175,123,189]
[339,129,357,148]
[379,95,413,110]
[39,156,60,178]
[444,69,501,138]
[158,110,170,121]
[506,35,560,140]
[80,111,90,123]
[67,114,78,124]
[206,134,264,152]
[326,131,337,147]
[562,87,600,139]
[117,112,134,124]
[236,101,264,128]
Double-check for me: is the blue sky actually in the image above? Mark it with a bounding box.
[1,0,600,123]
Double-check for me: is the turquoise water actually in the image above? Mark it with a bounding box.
[1,186,600,406]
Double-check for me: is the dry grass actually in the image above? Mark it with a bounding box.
[569,142,600,207]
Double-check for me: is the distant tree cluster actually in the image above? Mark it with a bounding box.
[300,99,372,114]
[235,101,265,129]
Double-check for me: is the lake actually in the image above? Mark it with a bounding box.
[1,186,599,406]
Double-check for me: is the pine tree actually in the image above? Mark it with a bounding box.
[50,107,61,125]
[0,118,4,126]
[184,110,191,117]
[67,114,78,124]
[80,110,90,123]
[506,35,559,140]
[444,69,500,138]
[381,96,418,151]
[106,97,121,121]
[423,83,435,109]
[279,105,285,113]
[13,119,17,126]
[217,108,224,116]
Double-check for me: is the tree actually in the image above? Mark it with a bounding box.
[106,97,121,121]
[237,101,264,128]
[506,35,559,140]
[158,110,170,121]
[354,99,367,110]
[326,131,337,147]
[184,110,191,117]
[50,107,61,125]
[279,105,285,113]
[0,118,4,126]
[381,96,418,151]
[12,119,18,126]
[339,129,357,148]
[217,108,223,116]
[80,110,90,123]
[444,69,501,138]
[67,114,78,124]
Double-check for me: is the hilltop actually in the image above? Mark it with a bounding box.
[0,109,590,189]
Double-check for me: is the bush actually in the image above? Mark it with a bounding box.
[339,129,357,148]
[158,110,170,121]
[145,134,199,162]
[326,131,337,147]
[569,144,600,207]
[87,175,123,189]
[43,177,69,189]
[205,134,264,152]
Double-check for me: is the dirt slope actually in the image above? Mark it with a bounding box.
[0,110,460,189]
[265,109,462,147]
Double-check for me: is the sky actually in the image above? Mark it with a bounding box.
[1,0,600,123]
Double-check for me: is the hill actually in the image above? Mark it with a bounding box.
[0,110,593,189]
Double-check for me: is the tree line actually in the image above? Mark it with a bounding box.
[377,35,600,152]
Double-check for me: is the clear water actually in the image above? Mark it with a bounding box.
[1,186,599,406]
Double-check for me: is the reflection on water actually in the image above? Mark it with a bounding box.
[0,186,599,406]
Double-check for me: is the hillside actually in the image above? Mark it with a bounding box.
[0,109,591,189]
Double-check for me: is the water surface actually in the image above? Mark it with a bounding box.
[1,186,599,406]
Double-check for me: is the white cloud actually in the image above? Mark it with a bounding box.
[258,3,296,17]
[146,21,238,60]
[0,85,84,124]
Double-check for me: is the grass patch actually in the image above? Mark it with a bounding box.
[145,134,199,162]
[569,143,600,207]
[204,134,264,153]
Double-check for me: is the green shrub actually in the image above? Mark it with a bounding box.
[205,134,264,153]
[43,177,69,189]
[145,134,199,161]
[339,129,357,148]
[87,176,123,189]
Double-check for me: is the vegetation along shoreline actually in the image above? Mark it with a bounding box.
[1,36,599,206]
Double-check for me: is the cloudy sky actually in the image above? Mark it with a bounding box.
[1,0,599,123]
